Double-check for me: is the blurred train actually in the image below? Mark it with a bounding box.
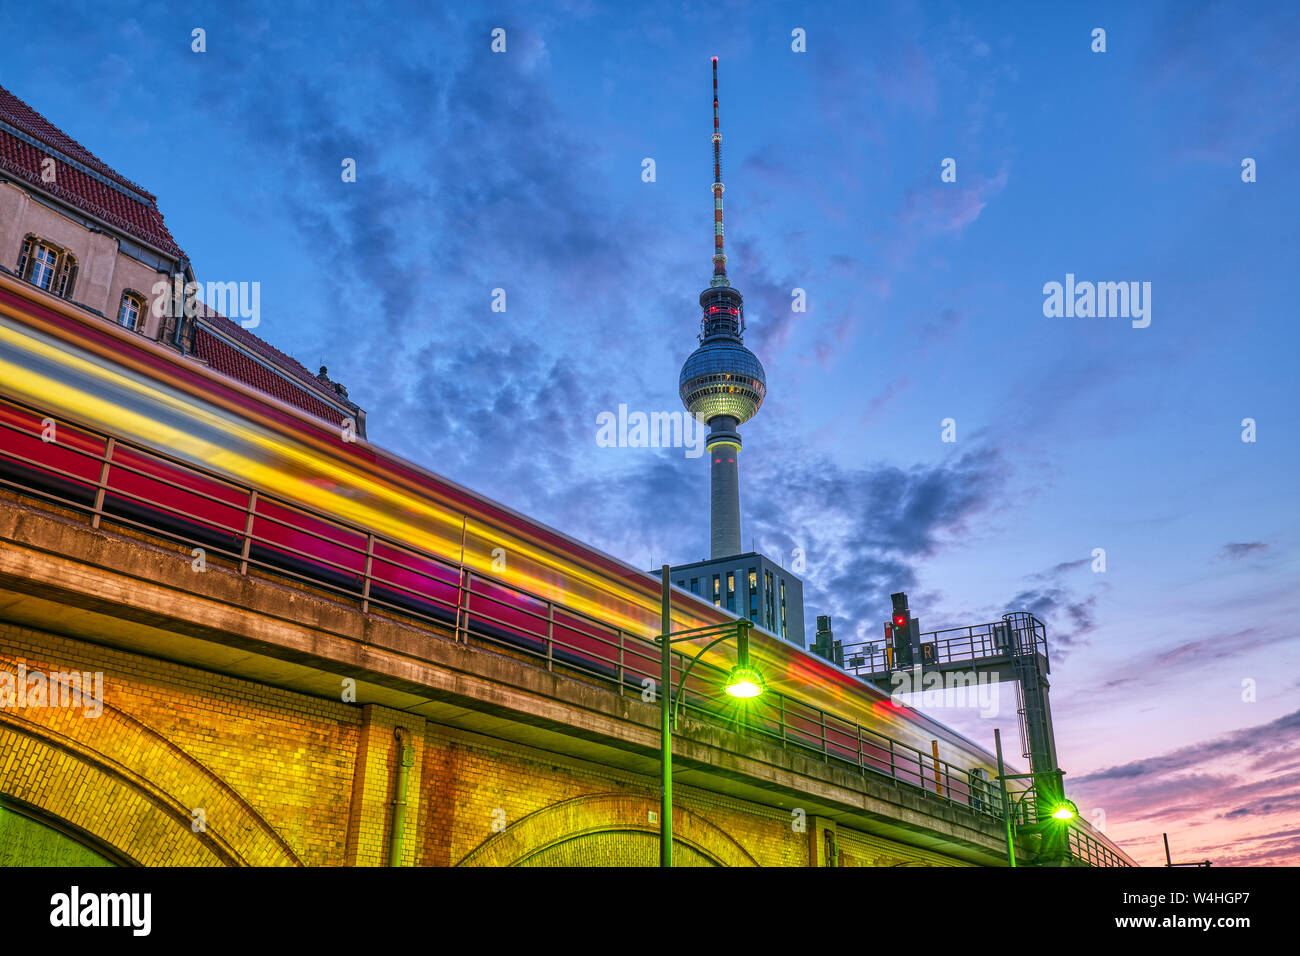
[0,275,1133,865]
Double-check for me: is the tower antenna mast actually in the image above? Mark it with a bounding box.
[710,56,729,288]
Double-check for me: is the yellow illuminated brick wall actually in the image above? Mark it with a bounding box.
[837,825,975,867]
[0,621,358,865]
[0,620,973,868]
[421,730,826,867]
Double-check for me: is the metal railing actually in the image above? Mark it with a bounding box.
[1066,825,1130,869]
[842,617,1050,675]
[0,394,1128,865]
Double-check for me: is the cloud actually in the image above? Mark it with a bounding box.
[743,447,1010,643]
[1033,558,1091,579]
[896,169,1008,237]
[918,307,963,350]
[1006,557,1101,654]
[1066,707,1300,863]
[1219,541,1268,560]
[1145,626,1291,673]
[1006,587,1097,650]
[1071,710,1300,864]
[1142,3,1300,162]
[1203,826,1300,866]
[1081,710,1300,784]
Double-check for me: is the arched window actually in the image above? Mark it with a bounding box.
[55,252,77,298]
[16,235,77,299]
[117,291,145,330]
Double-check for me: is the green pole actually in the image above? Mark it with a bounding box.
[995,728,1015,868]
[660,564,672,868]
[388,727,414,867]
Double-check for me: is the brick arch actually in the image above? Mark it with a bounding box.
[0,657,301,866]
[458,793,759,867]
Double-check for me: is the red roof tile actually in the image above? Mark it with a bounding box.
[0,84,184,258]
[193,321,349,428]
[192,303,351,407]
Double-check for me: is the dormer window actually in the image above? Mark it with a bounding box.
[16,235,77,299]
[117,291,144,330]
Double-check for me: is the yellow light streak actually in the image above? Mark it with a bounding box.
[0,313,718,638]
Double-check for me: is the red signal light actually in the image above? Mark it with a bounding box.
[892,614,907,629]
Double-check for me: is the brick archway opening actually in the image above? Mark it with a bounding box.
[459,793,760,867]
[0,794,129,866]
[0,654,301,867]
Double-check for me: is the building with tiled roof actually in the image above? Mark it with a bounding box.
[0,82,364,437]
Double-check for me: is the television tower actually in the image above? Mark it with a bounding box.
[679,57,767,559]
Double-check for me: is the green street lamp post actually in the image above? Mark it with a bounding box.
[654,565,765,867]
[994,728,1016,867]
[994,727,1077,867]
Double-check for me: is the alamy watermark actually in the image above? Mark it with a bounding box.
[50,886,150,936]
[0,663,103,717]
[1042,273,1151,328]
[150,275,261,329]
[595,405,707,458]
[890,667,998,718]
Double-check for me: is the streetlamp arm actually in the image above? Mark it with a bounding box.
[670,630,745,730]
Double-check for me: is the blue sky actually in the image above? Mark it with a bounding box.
[4,0,1297,864]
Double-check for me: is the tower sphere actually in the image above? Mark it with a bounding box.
[679,341,766,425]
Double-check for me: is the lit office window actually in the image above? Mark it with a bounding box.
[726,571,735,612]
[759,572,769,632]
[780,579,787,638]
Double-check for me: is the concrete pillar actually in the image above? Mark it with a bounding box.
[810,816,839,867]
[343,704,426,866]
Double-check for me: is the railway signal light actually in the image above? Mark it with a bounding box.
[891,592,909,618]
[890,621,913,668]
[812,615,842,666]
[889,591,914,669]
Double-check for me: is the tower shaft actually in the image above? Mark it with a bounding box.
[708,417,742,559]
